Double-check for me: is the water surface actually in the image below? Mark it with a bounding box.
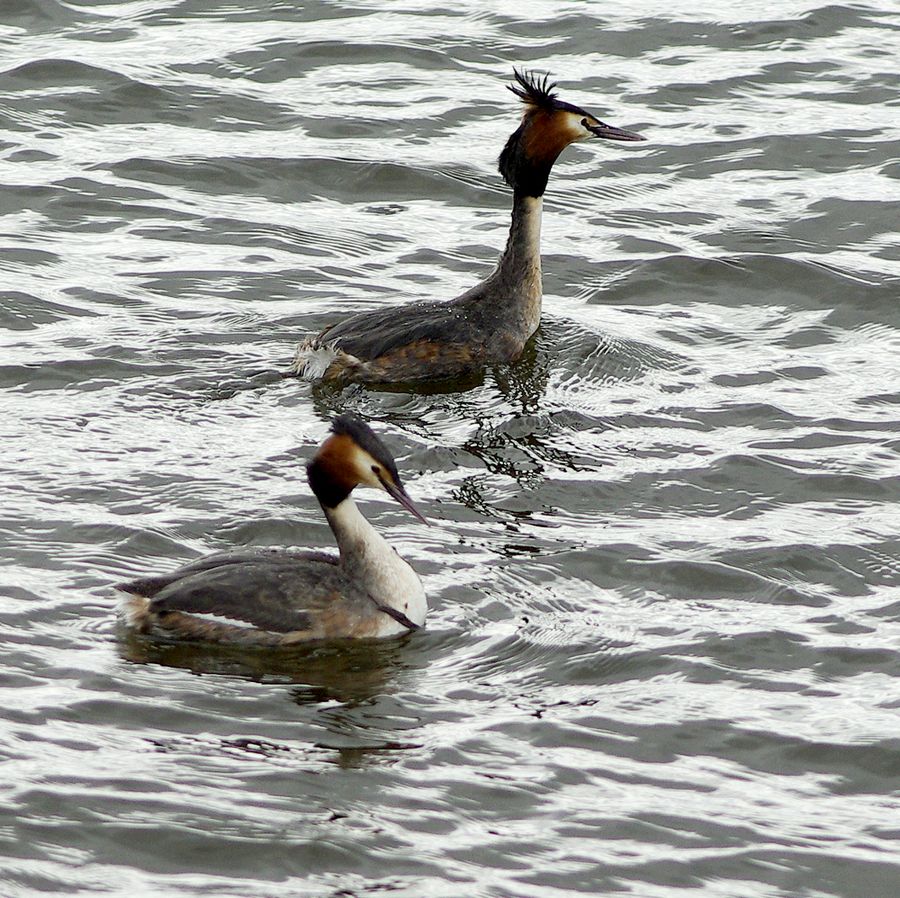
[1,2,899,896]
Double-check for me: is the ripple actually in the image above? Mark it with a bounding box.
[1,3,899,897]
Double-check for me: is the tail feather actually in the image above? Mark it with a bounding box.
[290,338,363,382]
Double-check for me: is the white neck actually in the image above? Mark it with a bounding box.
[324,497,426,627]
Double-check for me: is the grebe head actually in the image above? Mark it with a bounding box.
[498,69,646,197]
[306,414,427,523]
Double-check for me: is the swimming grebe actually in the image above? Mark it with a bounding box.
[118,415,428,644]
[291,69,645,385]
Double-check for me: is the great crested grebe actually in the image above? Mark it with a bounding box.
[290,69,645,385]
[118,415,428,644]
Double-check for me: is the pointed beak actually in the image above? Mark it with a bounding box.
[587,121,646,142]
[381,477,430,525]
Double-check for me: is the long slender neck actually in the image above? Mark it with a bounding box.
[497,192,543,280]
[322,496,426,625]
[324,496,389,569]
[478,192,543,340]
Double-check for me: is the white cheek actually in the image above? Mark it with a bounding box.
[563,112,592,142]
[361,467,384,490]
[349,446,383,489]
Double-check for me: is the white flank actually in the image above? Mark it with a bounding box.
[187,612,260,630]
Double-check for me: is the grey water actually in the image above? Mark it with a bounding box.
[1,1,899,896]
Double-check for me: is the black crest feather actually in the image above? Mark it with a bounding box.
[330,414,401,483]
[507,69,559,111]
[307,414,402,509]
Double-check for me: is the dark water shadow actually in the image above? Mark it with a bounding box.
[117,625,422,707]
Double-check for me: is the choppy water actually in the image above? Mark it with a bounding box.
[2,2,899,896]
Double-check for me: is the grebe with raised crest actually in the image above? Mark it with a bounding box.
[291,69,645,385]
[118,415,428,644]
